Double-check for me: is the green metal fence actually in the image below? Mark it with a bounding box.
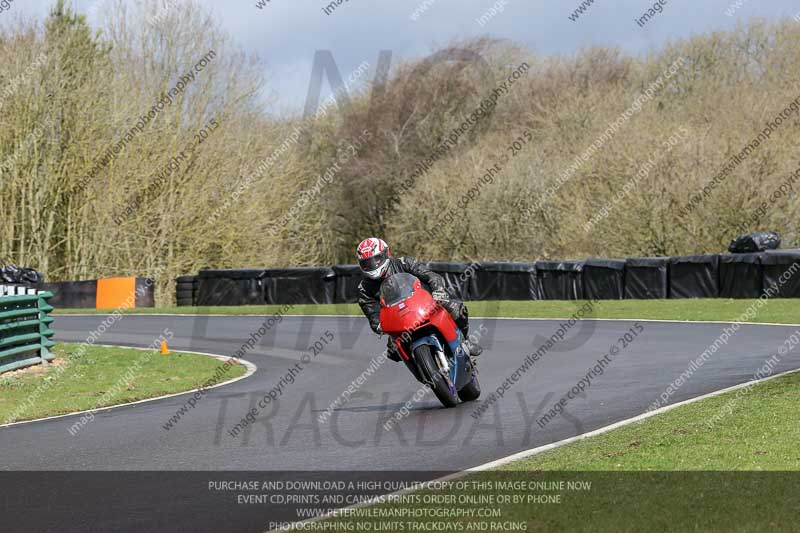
[0,291,55,374]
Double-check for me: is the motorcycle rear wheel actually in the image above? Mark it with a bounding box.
[414,344,458,408]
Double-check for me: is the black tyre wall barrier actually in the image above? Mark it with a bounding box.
[332,265,362,304]
[37,278,155,309]
[196,269,266,306]
[472,262,537,300]
[624,257,668,299]
[762,250,800,298]
[719,253,764,299]
[182,250,800,307]
[135,278,156,308]
[264,267,335,305]
[426,262,475,301]
[176,275,197,306]
[38,280,98,308]
[536,261,584,300]
[668,255,720,299]
[583,259,625,300]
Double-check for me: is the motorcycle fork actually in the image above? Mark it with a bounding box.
[434,349,450,373]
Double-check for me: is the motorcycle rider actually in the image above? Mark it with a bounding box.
[355,237,482,361]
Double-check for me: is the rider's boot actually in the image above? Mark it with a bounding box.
[466,340,483,357]
[457,318,483,357]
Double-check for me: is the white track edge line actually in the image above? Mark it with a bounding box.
[0,346,257,429]
[267,365,800,533]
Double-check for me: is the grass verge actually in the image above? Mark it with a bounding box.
[53,298,800,324]
[506,370,800,471]
[0,343,246,424]
[320,371,800,532]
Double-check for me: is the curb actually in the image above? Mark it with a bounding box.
[0,346,257,429]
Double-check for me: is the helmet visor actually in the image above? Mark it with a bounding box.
[358,250,388,273]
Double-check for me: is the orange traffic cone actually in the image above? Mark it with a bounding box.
[161,340,170,355]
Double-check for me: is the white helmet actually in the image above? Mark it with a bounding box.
[356,237,391,279]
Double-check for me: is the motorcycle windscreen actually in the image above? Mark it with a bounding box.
[379,272,418,307]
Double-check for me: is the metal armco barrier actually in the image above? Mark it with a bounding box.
[0,290,56,374]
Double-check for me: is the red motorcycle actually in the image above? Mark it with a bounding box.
[379,273,480,407]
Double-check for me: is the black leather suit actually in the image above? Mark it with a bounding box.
[357,256,469,338]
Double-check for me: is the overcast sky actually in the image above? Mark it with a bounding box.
[10,0,800,114]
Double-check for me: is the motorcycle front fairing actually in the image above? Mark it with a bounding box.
[379,273,472,390]
[410,328,472,391]
[379,274,438,361]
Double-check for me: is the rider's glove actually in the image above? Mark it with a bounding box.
[431,289,450,303]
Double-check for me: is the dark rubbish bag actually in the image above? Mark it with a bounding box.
[0,265,43,285]
[729,231,781,254]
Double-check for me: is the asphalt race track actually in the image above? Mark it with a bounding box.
[4,314,799,471]
[3,314,800,532]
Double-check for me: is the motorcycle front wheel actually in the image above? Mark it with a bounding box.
[458,372,481,402]
[413,344,458,408]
